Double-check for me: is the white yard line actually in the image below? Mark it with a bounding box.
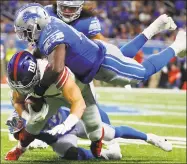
[96,87,186,94]
[77,139,186,149]
[111,120,186,129]
[2,84,186,94]
[108,111,185,116]
[99,101,186,111]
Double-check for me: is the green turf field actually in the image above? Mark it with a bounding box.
[1,86,186,164]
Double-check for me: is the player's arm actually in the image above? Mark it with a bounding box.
[36,44,66,96]
[11,91,29,120]
[48,67,86,136]
[63,76,86,119]
[62,75,86,130]
[90,33,108,42]
[88,17,108,42]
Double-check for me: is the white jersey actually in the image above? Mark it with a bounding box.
[26,58,100,135]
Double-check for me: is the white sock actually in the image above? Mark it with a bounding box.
[142,27,153,40]
[169,42,180,56]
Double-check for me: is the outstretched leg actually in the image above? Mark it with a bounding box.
[120,14,176,58]
[95,30,186,86]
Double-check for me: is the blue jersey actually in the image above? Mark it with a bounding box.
[44,107,70,131]
[38,16,106,83]
[45,5,102,38]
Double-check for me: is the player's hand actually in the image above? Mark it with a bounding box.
[47,124,67,136]
[25,98,49,124]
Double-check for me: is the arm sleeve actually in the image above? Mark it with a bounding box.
[88,17,102,37]
[55,66,70,90]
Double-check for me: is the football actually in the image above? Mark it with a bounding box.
[25,96,45,113]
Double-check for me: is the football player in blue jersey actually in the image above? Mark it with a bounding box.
[14,3,186,157]
[5,108,122,161]
[45,1,182,61]
[5,106,172,161]
[45,1,106,40]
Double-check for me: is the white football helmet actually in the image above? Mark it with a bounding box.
[14,3,50,44]
[56,0,84,23]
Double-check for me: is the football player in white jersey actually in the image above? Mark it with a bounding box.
[7,50,105,158]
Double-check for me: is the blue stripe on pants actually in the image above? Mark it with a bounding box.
[101,54,146,81]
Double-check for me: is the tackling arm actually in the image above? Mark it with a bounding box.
[36,44,66,96]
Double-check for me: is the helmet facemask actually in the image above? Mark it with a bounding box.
[57,1,84,23]
[7,66,40,95]
[15,21,41,45]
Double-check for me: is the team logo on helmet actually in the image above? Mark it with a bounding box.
[23,11,41,23]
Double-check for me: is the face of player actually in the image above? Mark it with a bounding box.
[59,5,79,19]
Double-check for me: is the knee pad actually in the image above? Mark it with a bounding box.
[64,147,78,160]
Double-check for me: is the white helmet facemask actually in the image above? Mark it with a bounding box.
[57,0,84,23]
[14,3,50,45]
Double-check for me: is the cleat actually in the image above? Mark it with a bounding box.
[143,14,177,39]
[90,128,104,158]
[147,133,172,152]
[5,147,25,161]
[101,142,122,160]
[28,139,49,149]
[170,30,186,58]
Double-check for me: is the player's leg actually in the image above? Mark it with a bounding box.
[81,83,104,157]
[103,123,172,151]
[95,30,186,86]
[120,14,176,58]
[66,122,122,160]
[52,126,96,160]
[88,81,111,125]
[97,106,147,141]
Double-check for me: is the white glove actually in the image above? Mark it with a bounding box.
[47,123,67,136]
[47,114,79,136]
[27,102,49,124]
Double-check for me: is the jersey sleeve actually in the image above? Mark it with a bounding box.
[44,5,58,17]
[42,29,65,55]
[55,66,70,90]
[87,17,102,37]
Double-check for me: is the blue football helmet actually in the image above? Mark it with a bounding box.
[7,51,40,95]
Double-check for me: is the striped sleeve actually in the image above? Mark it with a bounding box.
[55,66,69,90]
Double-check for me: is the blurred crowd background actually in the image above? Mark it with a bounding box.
[1,1,186,89]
